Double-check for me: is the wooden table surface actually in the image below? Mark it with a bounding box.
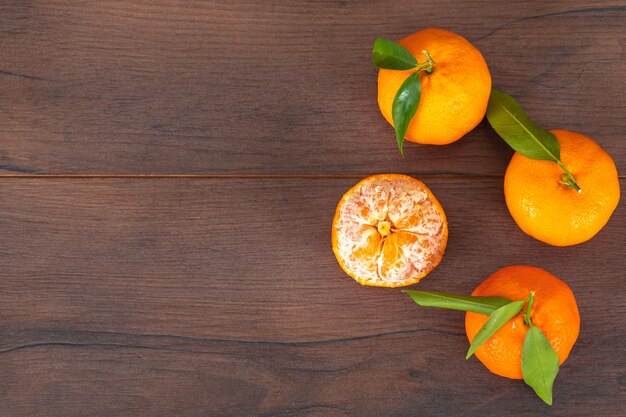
[1,1,625,416]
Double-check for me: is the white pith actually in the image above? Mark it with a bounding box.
[334,177,446,285]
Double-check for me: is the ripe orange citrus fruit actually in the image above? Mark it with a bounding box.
[332,174,448,287]
[377,28,491,145]
[465,266,580,379]
[505,130,620,246]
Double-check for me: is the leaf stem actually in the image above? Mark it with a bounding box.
[557,161,582,193]
[524,291,535,327]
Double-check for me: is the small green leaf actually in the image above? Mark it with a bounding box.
[486,89,561,161]
[522,326,560,405]
[403,290,511,316]
[392,72,421,156]
[466,299,525,359]
[372,38,418,70]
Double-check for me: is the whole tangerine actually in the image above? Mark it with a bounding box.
[377,28,492,145]
[465,265,580,379]
[504,130,620,246]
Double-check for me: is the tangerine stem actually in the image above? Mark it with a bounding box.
[416,50,435,74]
[557,161,581,193]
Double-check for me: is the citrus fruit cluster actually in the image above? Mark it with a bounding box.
[330,28,620,405]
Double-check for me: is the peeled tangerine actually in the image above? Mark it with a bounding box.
[332,174,448,287]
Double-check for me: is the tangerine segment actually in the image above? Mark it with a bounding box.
[377,28,491,145]
[332,174,448,287]
[504,130,620,246]
[465,266,580,379]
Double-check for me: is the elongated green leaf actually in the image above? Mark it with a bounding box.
[486,89,561,161]
[466,300,525,359]
[392,72,421,156]
[372,38,417,70]
[522,326,560,405]
[403,290,511,316]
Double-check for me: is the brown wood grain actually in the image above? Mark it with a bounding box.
[0,178,624,416]
[0,0,624,175]
[1,1,625,416]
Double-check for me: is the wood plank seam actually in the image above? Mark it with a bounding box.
[0,174,624,179]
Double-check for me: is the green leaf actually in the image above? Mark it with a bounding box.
[372,38,417,70]
[392,72,421,156]
[403,290,512,316]
[486,89,561,161]
[466,299,525,359]
[522,326,560,405]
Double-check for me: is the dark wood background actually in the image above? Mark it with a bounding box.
[1,1,624,416]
